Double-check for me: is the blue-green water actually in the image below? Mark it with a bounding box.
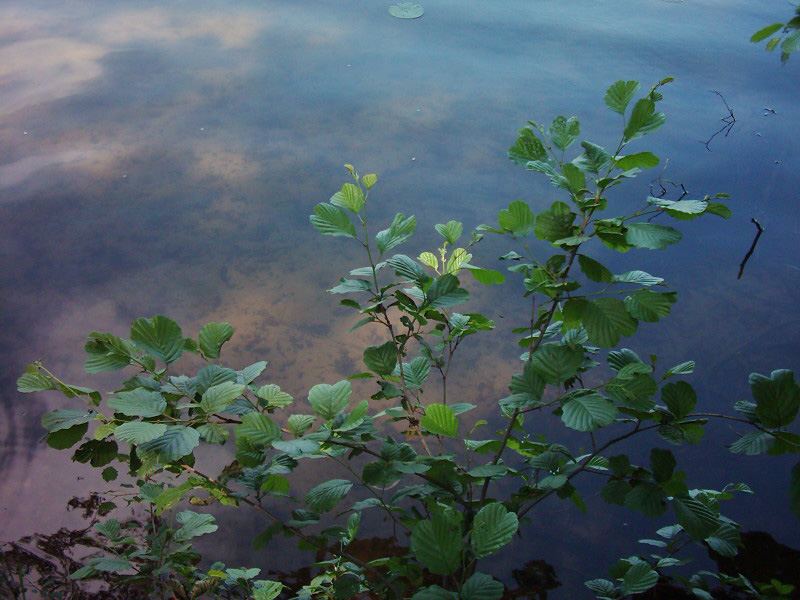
[1,1,798,596]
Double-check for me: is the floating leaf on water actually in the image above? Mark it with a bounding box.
[389,2,424,19]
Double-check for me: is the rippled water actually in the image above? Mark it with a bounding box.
[1,1,798,596]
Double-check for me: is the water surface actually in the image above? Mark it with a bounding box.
[1,1,798,596]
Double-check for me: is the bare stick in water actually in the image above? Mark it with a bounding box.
[738,218,764,279]
[703,90,736,151]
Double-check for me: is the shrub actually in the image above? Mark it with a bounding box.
[17,79,799,599]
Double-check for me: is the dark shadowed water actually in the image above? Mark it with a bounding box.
[1,0,798,596]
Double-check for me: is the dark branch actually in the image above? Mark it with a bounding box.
[737,218,764,280]
[702,90,736,151]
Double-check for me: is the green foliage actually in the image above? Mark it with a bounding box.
[751,6,800,62]
[18,79,798,600]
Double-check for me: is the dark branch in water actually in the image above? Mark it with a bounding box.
[738,218,764,280]
[703,90,736,151]
[648,159,688,221]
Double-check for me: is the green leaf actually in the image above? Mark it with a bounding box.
[114,421,167,445]
[108,389,167,418]
[83,333,137,373]
[364,341,398,376]
[497,200,534,236]
[649,197,708,217]
[582,298,638,347]
[534,201,575,242]
[461,572,504,600]
[260,474,290,496]
[549,115,580,151]
[236,413,281,447]
[412,587,458,600]
[404,356,431,389]
[561,392,617,431]
[418,252,438,270]
[310,203,356,238]
[305,479,352,512]
[130,316,184,364]
[624,97,666,141]
[471,502,518,558]
[362,173,378,189]
[426,274,469,308]
[467,464,510,478]
[750,370,800,427]
[41,409,96,432]
[256,384,294,408]
[662,381,697,419]
[329,183,365,213]
[650,448,676,483]
[614,270,663,286]
[201,381,246,414]
[729,431,772,455]
[73,439,117,467]
[573,141,612,174]
[625,223,682,250]
[781,30,800,55]
[272,438,320,457]
[464,265,506,285]
[421,403,458,437]
[445,248,470,275]
[411,509,463,575]
[308,380,351,419]
[510,361,545,401]
[287,414,315,437]
[18,368,55,392]
[195,365,236,394]
[388,254,430,285]
[198,322,234,359]
[253,581,284,600]
[605,80,640,114]
[508,126,547,165]
[673,497,720,540]
[705,522,741,557]
[624,290,676,322]
[530,344,584,384]
[376,213,416,254]
[435,220,463,244]
[197,423,228,444]
[624,483,667,517]
[152,481,194,512]
[585,579,616,596]
[665,361,695,377]
[616,151,659,170]
[329,278,371,294]
[728,431,775,456]
[562,162,586,194]
[706,202,732,219]
[621,562,659,595]
[138,426,200,463]
[175,510,218,541]
[47,423,88,449]
[751,23,784,42]
[71,556,133,579]
[606,373,657,410]
[578,254,613,283]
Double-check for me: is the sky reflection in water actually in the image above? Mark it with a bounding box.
[1,0,798,596]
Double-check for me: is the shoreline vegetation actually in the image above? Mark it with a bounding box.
[9,79,799,599]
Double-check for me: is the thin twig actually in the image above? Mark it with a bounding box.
[702,90,736,151]
[737,218,764,279]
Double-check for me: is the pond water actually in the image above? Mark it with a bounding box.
[1,0,798,596]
